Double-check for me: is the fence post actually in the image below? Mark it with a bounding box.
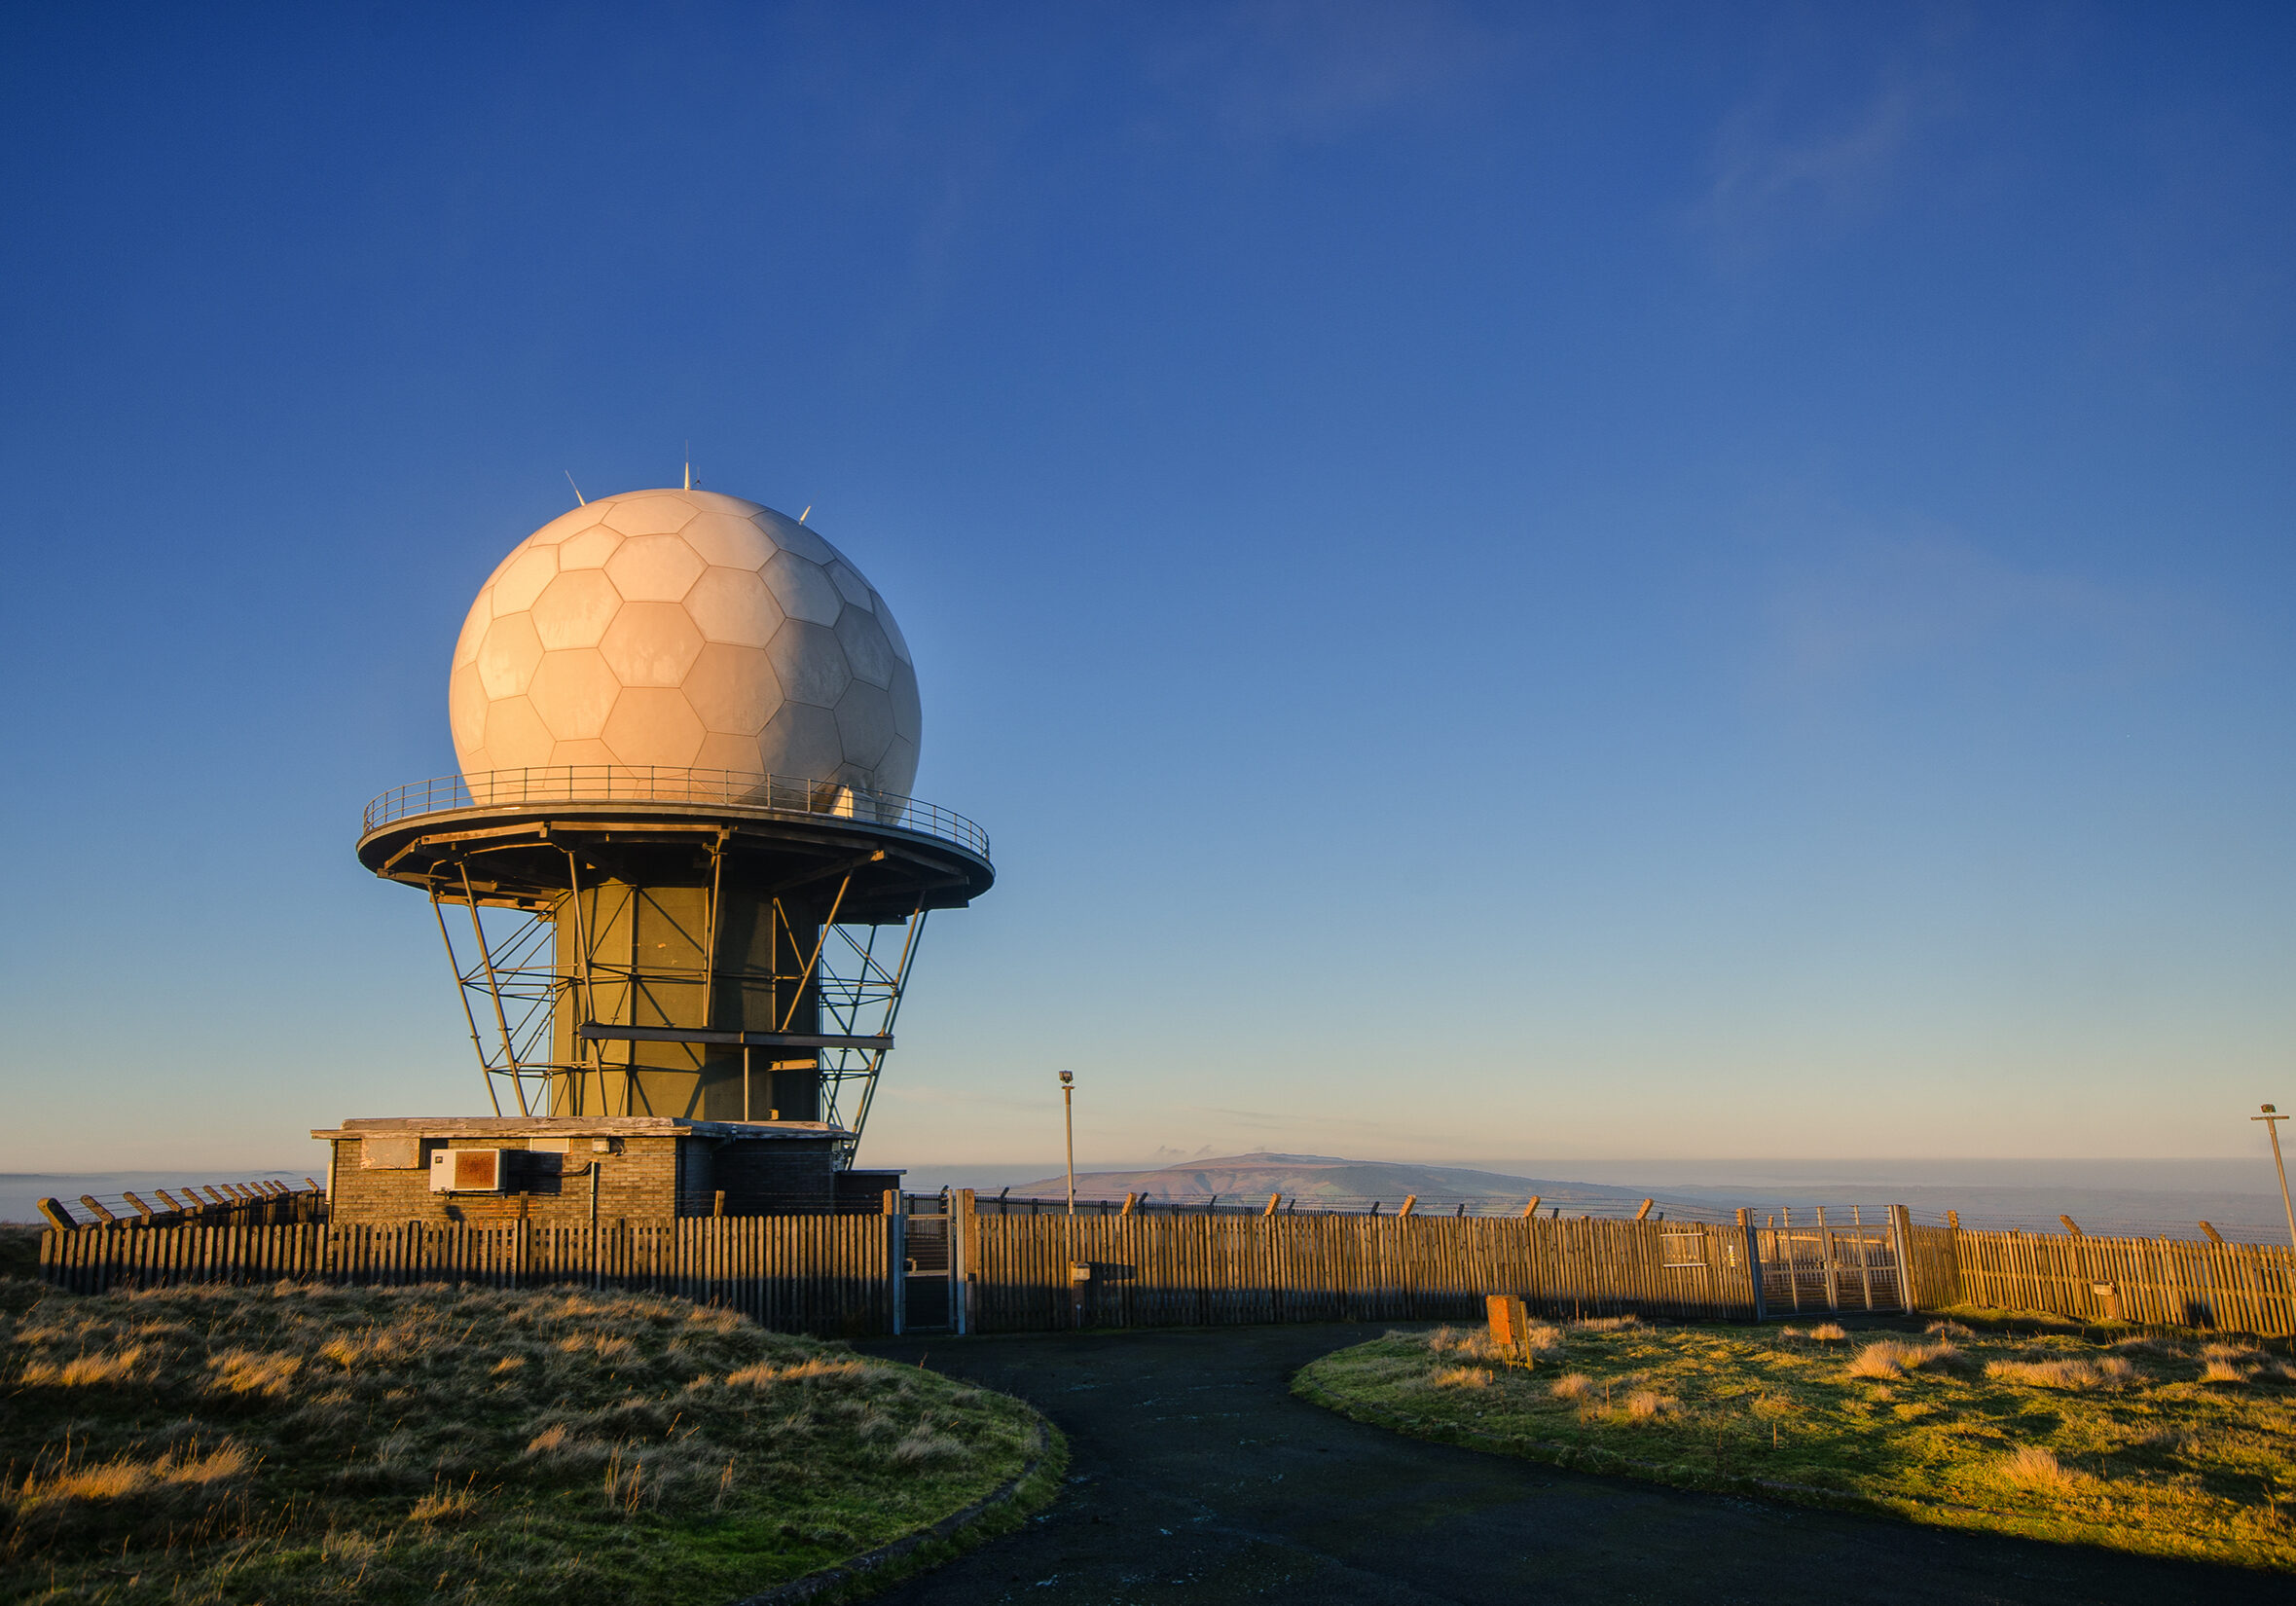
[1736,1208,1766,1321]
[1886,1205,1917,1312]
[1815,1206,1840,1311]
[953,1188,976,1335]
[887,1191,907,1337]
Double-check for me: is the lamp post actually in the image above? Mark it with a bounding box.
[2255,1104,2296,1252]
[1060,1070,1076,1218]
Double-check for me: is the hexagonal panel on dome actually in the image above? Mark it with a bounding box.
[835,606,895,689]
[604,533,707,602]
[453,586,492,669]
[526,648,620,740]
[758,699,846,781]
[601,494,698,536]
[756,508,836,566]
[874,592,913,665]
[679,490,766,520]
[835,679,897,770]
[767,618,853,709]
[683,566,783,647]
[599,601,705,687]
[891,669,923,744]
[538,737,609,764]
[524,503,612,547]
[449,662,488,748]
[558,525,623,570]
[477,612,544,700]
[681,511,778,571]
[694,730,766,773]
[762,549,844,626]
[491,543,559,614]
[602,687,706,768]
[482,696,554,769]
[683,641,783,734]
[825,561,875,611]
[879,733,919,796]
[529,568,622,651]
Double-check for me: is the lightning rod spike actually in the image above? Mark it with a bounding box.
[565,471,586,506]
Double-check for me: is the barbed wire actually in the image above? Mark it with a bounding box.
[968,1190,2296,1244]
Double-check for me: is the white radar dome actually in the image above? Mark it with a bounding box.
[449,489,921,796]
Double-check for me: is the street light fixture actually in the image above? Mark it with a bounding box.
[1060,1071,1076,1219]
[2255,1104,2295,1252]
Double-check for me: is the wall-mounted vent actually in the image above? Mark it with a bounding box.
[429,1149,502,1193]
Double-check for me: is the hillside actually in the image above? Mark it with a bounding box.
[1001,1151,1655,1212]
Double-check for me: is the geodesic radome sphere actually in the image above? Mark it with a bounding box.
[449,489,921,795]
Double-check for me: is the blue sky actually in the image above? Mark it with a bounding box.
[3,3,2291,1174]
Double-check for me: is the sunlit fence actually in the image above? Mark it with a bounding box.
[39,1195,2296,1339]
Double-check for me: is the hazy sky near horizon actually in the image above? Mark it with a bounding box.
[3,4,2292,1173]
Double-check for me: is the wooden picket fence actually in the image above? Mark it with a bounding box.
[968,1213,1765,1331]
[34,1203,2296,1340]
[38,1216,892,1336]
[1903,1223,2296,1336]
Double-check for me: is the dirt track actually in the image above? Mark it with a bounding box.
[859,1324,2283,1606]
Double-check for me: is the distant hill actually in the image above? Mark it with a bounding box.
[999,1151,1655,1212]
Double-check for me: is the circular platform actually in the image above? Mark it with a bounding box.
[357,768,993,921]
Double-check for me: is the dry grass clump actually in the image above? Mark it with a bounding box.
[16,1343,146,1386]
[1,1280,1048,1604]
[1997,1443,2085,1493]
[1430,1322,1563,1365]
[1622,1390,1679,1421]
[1780,1322,1850,1341]
[2109,1334,2186,1357]
[1429,1365,1495,1390]
[1571,1315,1639,1332]
[1983,1356,2136,1390]
[1846,1339,1957,1379]
[889,1427,968,1468]
[1549,1371,1594,1401]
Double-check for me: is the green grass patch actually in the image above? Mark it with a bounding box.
[0,1276,1057,1603]
[1294,1315,2296,1571]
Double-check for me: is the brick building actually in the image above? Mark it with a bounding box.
[313,1115,900,1226]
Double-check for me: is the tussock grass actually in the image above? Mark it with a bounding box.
[1846,1340,1957,1379]
[1983,1356,2136,1390]
[1428,1365,1494,1390]
[0,1278,1050,1603]
[1296,1316,2296,1571]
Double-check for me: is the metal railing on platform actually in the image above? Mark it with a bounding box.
[362,768,990,861]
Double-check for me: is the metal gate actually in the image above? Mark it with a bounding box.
[893,1192,966,1333]
[1757,1206,1907,1314]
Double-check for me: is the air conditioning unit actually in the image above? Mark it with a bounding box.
[429,1149,503,1193]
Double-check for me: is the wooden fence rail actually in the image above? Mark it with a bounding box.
[35,1205,2296,1340]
